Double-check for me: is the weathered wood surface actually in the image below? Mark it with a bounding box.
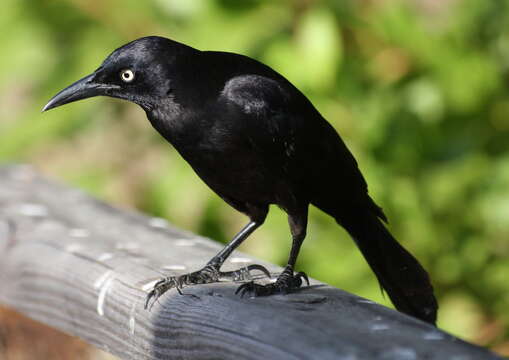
[0,165,501,360]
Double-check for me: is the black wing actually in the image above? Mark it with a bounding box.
[218,74,371,211]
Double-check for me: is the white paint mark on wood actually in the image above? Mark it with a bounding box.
[175,239,197,247]
[94,270,114,289]
[69,228,90,238]
[149,217,168,228]
[17,203,48,217]
[129,303,137,335]
[66,243,83,253]
[116,242,140,251]
[129,315,136,335]
[162,264,186,270]
[97,252,114,262]
[95,271,115,317]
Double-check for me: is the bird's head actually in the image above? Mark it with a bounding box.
[43,36,196,112]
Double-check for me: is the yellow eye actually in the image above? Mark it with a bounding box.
[120,69,135,83]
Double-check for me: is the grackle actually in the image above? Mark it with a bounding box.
[43,36,438,325]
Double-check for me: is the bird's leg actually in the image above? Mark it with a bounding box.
[236,207,309,297]
[145,220,270,309]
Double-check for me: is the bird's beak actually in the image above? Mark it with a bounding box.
[42,71,119,112]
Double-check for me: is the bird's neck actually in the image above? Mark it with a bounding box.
[145,98,209,152]
[145,97,181,136]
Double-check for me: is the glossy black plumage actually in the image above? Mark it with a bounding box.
[43,36,438,325]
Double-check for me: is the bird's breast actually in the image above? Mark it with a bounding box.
[146,107,304,208]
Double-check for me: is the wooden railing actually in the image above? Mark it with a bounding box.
[0,165,501,360]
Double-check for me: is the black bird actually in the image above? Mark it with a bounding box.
[43,36,438,325]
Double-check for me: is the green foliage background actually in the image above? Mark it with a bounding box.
[1,0,508,354]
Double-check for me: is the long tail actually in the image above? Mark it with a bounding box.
[336,208,438,325]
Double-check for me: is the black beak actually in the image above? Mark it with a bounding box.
[42,72,120,112]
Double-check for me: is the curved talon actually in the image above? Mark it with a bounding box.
[294,271,309,286]
[145,281,161,310]
[235,282,246,296]
[145,291,155,310]
[144,276,181,310]
[235,281,259,297]
[296,271,309,286]
[246,264,271,279]
[235,283,245,296]
[221,264,271,282]
[145,287,161,311]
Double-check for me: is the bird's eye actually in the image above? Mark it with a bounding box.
[120,69,135,83]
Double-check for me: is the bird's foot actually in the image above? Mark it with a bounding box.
[144,263,271,309]
[235,266,309,297]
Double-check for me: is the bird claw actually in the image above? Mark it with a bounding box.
[235,268,309,298]
[222,264,272,282]
[295,271,310,286]
[145,277,181,310]
[144,263,273,310]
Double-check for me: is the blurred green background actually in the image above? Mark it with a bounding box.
[1,0,508,356]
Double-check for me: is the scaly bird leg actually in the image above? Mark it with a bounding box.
[235,207,309,297]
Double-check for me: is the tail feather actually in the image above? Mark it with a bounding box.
[338,211,438,325]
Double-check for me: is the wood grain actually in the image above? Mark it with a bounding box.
[0,165,501,360]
